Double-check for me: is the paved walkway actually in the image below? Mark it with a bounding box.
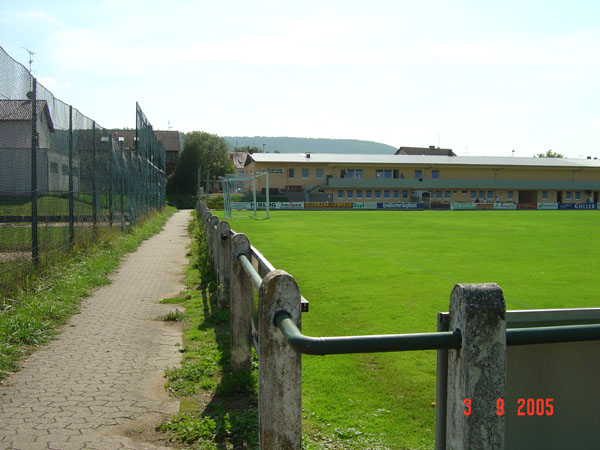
[0,209,193,450]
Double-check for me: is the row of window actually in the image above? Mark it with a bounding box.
[338,189,413,200]
[288,168,441,179]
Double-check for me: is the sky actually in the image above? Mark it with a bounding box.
[1,0,599,158]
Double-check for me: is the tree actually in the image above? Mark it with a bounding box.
[167,132,234,194]
[535,149,564,158]
[235,145,263,153]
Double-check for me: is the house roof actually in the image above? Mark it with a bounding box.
[155,130,181,153]
[396,146,456,156]
[248,153,600,169]
[111,129,136,149]
[229,152,248,169]
[0,100,54,131]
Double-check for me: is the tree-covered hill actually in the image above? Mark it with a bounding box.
[223,136,397,154]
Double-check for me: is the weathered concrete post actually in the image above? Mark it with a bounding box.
[258,270,302,450]
[229,233,253,371]
[446,283,506,450]
[208,215,219,273]
[216,220,231,308]
[201,210,211,235]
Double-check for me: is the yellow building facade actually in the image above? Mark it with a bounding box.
[244,153,600,207]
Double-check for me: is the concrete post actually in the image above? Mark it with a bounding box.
[208,216,219,273]
[217,220,231,308]
[258,270,302,450]
[446,283,506,450]
[230,233,253,371]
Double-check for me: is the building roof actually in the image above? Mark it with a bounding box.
[229,152,248,169]
[111,129,136,149]
[248,153,600,168]
[155,130,181,153]
[0,100,54,131]
[396,146,456,156]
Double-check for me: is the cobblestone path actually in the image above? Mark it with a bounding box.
[0,209,192,449]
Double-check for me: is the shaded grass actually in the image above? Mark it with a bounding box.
[216,210,600,449]
[159,216,259,449]
[0,206,176,379]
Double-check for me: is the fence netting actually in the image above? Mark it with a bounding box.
[0,45,166,296]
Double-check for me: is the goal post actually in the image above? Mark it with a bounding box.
[220,172,270,220]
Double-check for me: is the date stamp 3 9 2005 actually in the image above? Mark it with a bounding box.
[463,398,554,417]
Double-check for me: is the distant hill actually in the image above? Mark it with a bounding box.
[223,136,397,154]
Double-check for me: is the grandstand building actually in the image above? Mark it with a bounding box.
[243,153,600,208]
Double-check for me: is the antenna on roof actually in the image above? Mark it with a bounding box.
[168,120,174,130]
[23,47,35,74]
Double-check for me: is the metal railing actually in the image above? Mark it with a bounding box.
[196,199,600,450]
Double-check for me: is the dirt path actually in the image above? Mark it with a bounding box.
[0,209,193,450]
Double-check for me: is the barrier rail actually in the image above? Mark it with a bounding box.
[196,199,600,450]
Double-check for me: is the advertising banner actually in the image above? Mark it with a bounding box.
[558,203,575,210]
[451,203,476,210]
[574,203,597,210]
[305,202,353,209]
[476,203,494,210]
[537,203,559,210]
[352,202,378,210]
[493,203,517,210]
[232,202,305,210]
[517,203,537,210]
[378,202,423,210]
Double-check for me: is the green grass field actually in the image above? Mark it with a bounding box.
[217,210,600,449]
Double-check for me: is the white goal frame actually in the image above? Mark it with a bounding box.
[220,172,270,220]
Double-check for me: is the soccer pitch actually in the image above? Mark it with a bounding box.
[219,210,600,449]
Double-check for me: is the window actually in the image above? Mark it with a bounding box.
[302,168,309,178]
[470,191,476,199]
[508,191,513,200]
[488,191,493,199]
[566,191,572,200]
[393,190,399,199]
[575,191,581,200]
[337,190,344,199]
[432,170,439,179]
[355,170,363,178]
[50,162,58,174]
[375,190,382,199]
[445,191,450,200]
[366,190,372,199]
[347,169,354,178]
[316,168,323,179]
[384,190,390,199]
[542,191,548,200]
[479,191,485,199]
[436,190,442,199]
[384,170,392,179]
[340,169,346,178]
[347,190,353,199]
[376,170,383,178]
[393,170,399,179]
[356,190,363,199]
[402,190,408,199]
[289,168,295,178]
[62,164,69,175]
[414,170,422,179]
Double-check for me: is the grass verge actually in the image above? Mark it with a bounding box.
[158,216,259,449]
[0,206,176,380]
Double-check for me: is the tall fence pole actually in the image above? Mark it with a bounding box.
[230,233,253,371]
[108,137,114,228]
[445,283,506,449]
[68,105,74,247]
[92,121,97,236]
[258,270,302,450]
[30,77,39,262]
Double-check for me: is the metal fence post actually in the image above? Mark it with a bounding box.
[217,220,231,308]
[258,270,302,450]
[108,136,113,228]
[230,233,253,371]
[92,121,97,236]
[68,105,74,247]
[446,283,506,450]
[30,77,39,262]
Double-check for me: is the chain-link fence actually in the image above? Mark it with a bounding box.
[0,45,166,295]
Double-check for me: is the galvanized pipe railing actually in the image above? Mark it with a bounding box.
[274,310,600,355]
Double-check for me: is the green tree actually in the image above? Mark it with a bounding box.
[167,132,234,194]
[235,145,263,153]
[535,149,564,158]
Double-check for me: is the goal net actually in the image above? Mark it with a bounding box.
[220,172,270,220]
